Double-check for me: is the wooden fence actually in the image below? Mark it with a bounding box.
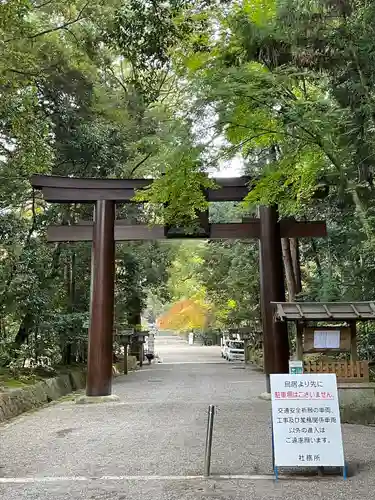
[303,360,369,383]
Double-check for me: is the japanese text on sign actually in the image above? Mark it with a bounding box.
[274,391,333,400]
[314,330,340,349]
[270,374,344,468]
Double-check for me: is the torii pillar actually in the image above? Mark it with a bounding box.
[259,206,289,393]
[86,200,115,396]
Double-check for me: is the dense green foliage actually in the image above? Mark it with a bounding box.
[0,0,180,366]
[2,0,375,366]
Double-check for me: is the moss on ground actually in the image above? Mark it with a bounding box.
[58,390,85,402]
[0,373,43,390]
[0,364,86,392]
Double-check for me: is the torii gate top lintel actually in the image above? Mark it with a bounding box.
[31,174,251,203]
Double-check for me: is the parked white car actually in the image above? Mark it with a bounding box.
[222,340,245,361]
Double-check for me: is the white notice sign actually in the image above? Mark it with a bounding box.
[313,330,340,349]
[270,374,344,467]
[147,333,155,354]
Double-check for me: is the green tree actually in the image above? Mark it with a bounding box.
[0,0,178,366]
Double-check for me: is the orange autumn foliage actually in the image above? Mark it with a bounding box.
[157,298,210,331]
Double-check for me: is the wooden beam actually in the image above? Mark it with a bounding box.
[210,222,260,239]
[242,217,326,238]
[45,222,261,242]
[350,303,361,318]
[31,175,251,203]
[40,185,249,203]
[31,175,150,190]
[279,220,327,238]
[46,219,326,242]
[46,221,262,242]
[42,187,136,203]
[296,303,305,319]
[47,224,165,242]
[323,304,333,318]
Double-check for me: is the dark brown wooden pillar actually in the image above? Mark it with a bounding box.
[349,321,358,361]
[296,322,304,361]
[128,305,142,364]
[259,206,289,392]
[86,200,115,396]
[139,342,143,367]
[123,343,128,375]
[290,237,302,294]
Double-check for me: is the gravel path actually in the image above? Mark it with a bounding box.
[1,339,375,499]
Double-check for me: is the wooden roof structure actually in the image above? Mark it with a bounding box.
[272,301,375,322]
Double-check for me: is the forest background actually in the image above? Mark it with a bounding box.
[2,0,375,370]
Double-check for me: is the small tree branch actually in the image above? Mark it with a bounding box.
[5,2,89,43]
[5,68,42,77]
[220,122,308,142]
[62,26,80,46]
[129,153,152,177]
[107,66,128,94]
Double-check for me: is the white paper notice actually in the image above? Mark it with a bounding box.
[314,330,340,349]
[270,374,345,468]
[147,333,155,354]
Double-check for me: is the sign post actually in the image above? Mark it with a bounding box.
[270,374,346,479]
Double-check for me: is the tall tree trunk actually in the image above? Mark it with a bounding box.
[350,186,374,241]
[0,317,5,339]
[70,250,77,361]
[63,249,77,365]
[310,239,322,278]
[13,312,35,350]
[281,238,297,301]
[290,238,302,295]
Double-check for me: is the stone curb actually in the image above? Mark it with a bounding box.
[0,370,86,423]
[0,356,139,423]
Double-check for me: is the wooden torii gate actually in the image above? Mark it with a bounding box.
[31,175,327,396]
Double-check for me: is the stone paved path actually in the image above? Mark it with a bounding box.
[1,337,375,499]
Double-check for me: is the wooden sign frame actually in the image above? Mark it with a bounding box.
[303,326,351,353]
